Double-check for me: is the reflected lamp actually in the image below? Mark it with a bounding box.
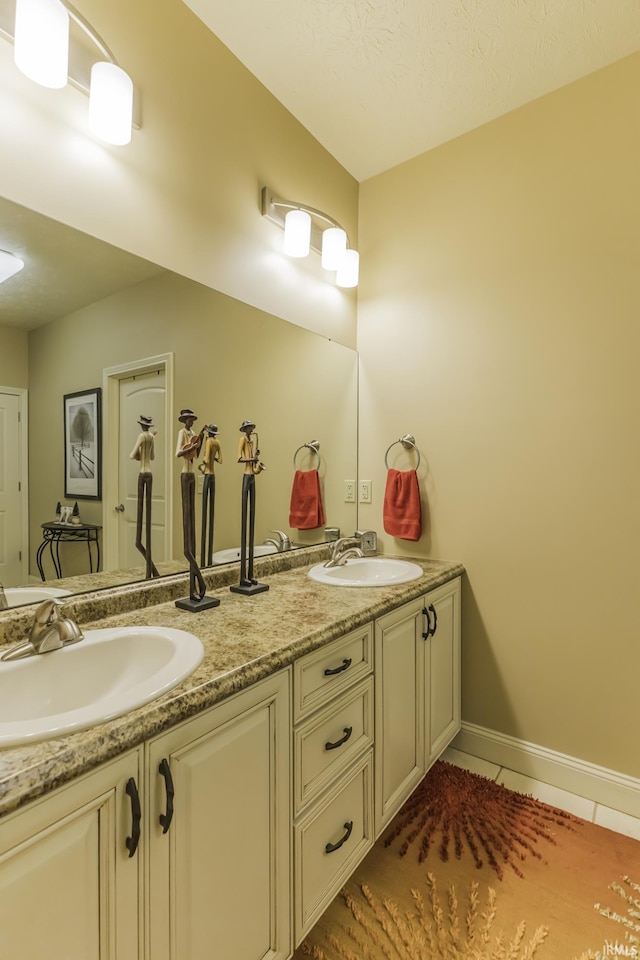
[0,249,25,284]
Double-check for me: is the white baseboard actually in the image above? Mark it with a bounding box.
[452,722,640,820]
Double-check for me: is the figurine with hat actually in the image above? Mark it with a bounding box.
[199,423,222,567]
[175,408,205,465]
[175,408,219,612]
[129,414,159,579]
[230,419,269,596]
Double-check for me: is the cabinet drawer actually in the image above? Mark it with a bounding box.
[294,678,373,814]
[293,624,373,721]
[294,751,373,943]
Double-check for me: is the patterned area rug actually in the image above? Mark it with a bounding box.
[295,761,640,960]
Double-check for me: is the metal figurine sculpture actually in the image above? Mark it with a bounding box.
[175,408,220,611]
[230,419,269,596]
[129,415,160,579]
[199,424,222,567]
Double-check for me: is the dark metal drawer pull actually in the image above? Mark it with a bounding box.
[325,820,353,854]
[422,603,438,639]
[158,758,175,834]
[125,777,141,858]
[325,726,353,751]
[324,657,352,676]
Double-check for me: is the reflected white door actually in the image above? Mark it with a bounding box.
[0,391,24,586]
[118,370,166,571]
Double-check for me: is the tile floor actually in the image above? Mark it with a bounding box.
[442,746,640,842]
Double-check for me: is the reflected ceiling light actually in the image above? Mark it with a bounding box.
[261,186,359,287]
[14,0,69,88]
[0,249,25,284]
[4,0,137,145]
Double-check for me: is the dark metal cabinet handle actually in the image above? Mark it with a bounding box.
[125,777,141,858]
[324,657,352,676]
[422,603,438,640]
[325,820,353,854]
[325,726,353,751]
[158,758,175,834]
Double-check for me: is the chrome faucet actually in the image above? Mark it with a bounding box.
[0,583,7,611]
[0,599,84,662]
[264,529,292,552]
[323,536,365,568]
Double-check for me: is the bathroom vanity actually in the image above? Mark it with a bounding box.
[0,549,462,959]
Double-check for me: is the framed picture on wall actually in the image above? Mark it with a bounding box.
[64,388,102,500]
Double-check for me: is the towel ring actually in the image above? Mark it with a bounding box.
[293,440,321,469]
[384,434,421,470]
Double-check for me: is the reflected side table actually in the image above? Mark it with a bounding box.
[36,522,102,581]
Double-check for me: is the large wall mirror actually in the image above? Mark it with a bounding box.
[0,196,358,609]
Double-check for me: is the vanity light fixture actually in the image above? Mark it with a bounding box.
[14,0,68,88]
[283,209,312,258]
[89,60,133,145]
[336,248,360,289]
[0,249,24,284]
[261,186,359,288]
[4,0,136,145]
[321,225,347,271]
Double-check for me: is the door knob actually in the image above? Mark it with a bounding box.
[115,504,125,512]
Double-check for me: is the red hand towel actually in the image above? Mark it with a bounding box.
[383,468,422,541]
[289,469,326,530]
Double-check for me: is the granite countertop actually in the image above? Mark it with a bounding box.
[0,553,463,819]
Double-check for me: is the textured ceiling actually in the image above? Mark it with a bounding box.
[0,198,164,330]
[183,0,640,181]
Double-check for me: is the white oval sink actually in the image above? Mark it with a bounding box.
[211,544,277,564]
[0,626,204,748]
[3,587,71,608]
[308,557,423,587]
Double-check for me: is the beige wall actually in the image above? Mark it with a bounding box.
[0,324,28,387]
[0,0,357,347]
[27,272,357,577]
[358,54,640,779]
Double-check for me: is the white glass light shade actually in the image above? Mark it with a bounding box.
[0,250,25,284]
[14,0,69,89]
[89,62,134,145]
[321,227,347,270]
[336,249,359,288]
[283,209,311,258]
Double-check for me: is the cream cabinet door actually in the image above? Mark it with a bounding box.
[374,595,425,835]
[374,578,462,836]
[0,750,142,960]
[146,670,291,960]
[424,577,461,766]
